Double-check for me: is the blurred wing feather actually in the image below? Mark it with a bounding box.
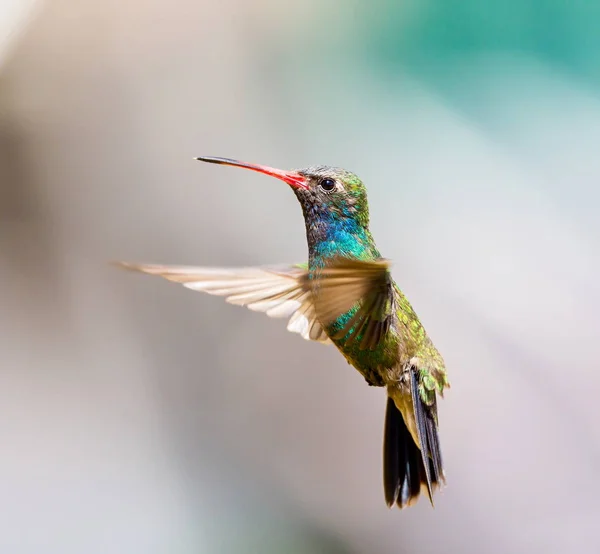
[117,261,332,344]
[310,257,395,351]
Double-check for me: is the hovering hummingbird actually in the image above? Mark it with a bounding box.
[119,156,450,509]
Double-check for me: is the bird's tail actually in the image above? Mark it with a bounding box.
[383,378,445,508]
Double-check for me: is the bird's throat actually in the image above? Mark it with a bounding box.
[306,217,380,267]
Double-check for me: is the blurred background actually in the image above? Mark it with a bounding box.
[2,1,600,552]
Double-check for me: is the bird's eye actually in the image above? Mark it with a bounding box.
[319,178,336,192]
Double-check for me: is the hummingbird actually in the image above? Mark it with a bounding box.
[118,156,450,509]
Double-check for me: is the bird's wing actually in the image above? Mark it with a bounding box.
[116,261,332,344]
[310,257,395,351]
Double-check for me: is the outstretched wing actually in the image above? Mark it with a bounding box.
[310,257,395,350]
[117,262,331,344]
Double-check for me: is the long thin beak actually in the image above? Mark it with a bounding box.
[195,156,308,190]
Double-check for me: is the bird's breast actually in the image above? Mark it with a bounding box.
[325,307,402,387]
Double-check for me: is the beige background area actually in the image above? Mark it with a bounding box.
[1,2,600,553]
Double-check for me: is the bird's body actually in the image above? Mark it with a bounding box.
[119,157,450,509]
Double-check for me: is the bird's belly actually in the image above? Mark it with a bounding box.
[334,347,387,386]
[327,310,401,387]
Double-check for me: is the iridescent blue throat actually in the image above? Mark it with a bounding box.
[307,212,380,268]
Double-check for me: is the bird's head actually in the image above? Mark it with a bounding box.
[195,156,370,228]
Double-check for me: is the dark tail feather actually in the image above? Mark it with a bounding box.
[383,395,425,508]
[383,372,445,509]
